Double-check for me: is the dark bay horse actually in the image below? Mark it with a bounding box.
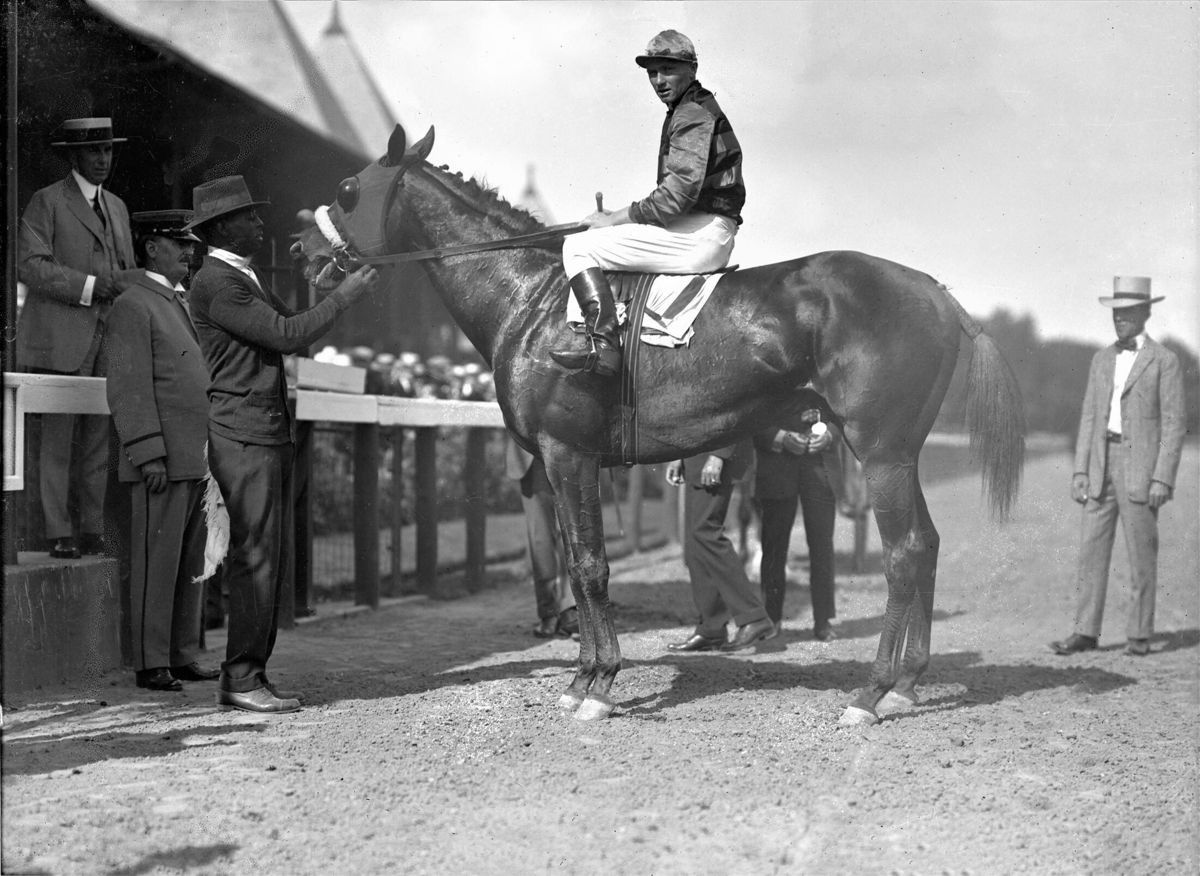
[296,125,1025,725]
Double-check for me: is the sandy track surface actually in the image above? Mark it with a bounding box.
[3,447,1197,875]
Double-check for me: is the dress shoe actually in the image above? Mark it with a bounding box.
[264,678,303,702]
[171,662,220,682]
[1050,633,1098,655]
[217,687,301,713]
[814,625,837,642]
[49,537,81,559]
[135,668,182,692]
[532,617,558,638]
[722,617,776,651]
[79,533,108,555]
[667,632,727,652]
[1125,638,1150,656]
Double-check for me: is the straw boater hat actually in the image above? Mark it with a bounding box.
[130,210,201,243]
[1099,276,1164,309]
[183,175,269,230]
[635,30,698,68]
[51,117,127,147]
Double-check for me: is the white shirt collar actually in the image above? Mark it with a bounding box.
[71,170,101,202]
[145,270,185,293]
[207,247,254,272]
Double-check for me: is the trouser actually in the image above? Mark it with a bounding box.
[758,464,837,628]
[520,457,572,619]
[129,477,207,671]
[683,479,768,638]
[36,327,108,540]
[562,213,736,281]
[1073,440,1158,641]
[208,432,295,692]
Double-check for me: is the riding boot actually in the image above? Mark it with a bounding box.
[550,268,621,376]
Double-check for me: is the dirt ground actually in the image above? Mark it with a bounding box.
[2,446,1197,875]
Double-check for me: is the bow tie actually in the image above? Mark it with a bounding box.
[1114,338,1137,352]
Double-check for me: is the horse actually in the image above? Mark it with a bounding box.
[294,124,1025,725]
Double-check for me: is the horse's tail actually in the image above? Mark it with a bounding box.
[945,291,1026,519]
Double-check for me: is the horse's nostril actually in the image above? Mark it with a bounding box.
[337,177,360,211]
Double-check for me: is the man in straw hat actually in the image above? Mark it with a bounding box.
[17,117,143,559]
[187,175,379,713]
[550,29,745,377]
[100,210,218,692]
[1051,277,1185,658]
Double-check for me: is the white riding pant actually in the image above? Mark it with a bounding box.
[562,213,737,279]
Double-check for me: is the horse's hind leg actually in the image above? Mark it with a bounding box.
[542,442,621,720]
[840,460,939,726]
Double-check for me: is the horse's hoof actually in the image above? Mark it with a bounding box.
[557,691,585,713]
[877,691,919,714]
[573,694,615,721]
[837,706,879,727]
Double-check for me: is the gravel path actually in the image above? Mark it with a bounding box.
[3,447,1196,875]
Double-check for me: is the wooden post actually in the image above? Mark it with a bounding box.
[463,428,488,592]
[389,426,406,596]
[414,427,438,594]
[353,421,380,608]
[626,465,644,553]
[663,473,681,544]
[292,419,314,618]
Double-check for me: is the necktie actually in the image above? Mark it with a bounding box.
[92,193,106,228]
[1114,338,1137,352]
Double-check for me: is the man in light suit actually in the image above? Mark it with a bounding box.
[17,117,142,558]
[101,210,219,692]
[665,441,775,652]
[504,436,577,638]
[1051,277,1185,657]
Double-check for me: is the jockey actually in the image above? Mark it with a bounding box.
[551,30,746,377]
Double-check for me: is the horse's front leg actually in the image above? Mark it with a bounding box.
[543,444,621,720]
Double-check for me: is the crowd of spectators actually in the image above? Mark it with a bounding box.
[309,345,496,402]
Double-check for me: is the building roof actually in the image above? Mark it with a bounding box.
[85,0,401,161]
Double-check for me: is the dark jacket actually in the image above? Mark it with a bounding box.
[753,412,843,502]
[680,440,753,488]
[101,274,211,482]
[189,255,355,445]
[629,80,745,227]
[17,174,136,371]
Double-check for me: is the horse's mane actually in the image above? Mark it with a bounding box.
[416,162,546,238]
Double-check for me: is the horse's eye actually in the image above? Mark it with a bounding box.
[336,177,360,211]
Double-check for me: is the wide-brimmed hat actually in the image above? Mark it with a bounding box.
[635,30,698,68]
[131,210,201,242]
[1099,276,1164,309]
[184,175,269,230]
[51,117,128,147]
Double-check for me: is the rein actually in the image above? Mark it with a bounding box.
[340,222,587,268]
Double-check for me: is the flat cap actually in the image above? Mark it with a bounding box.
[635,30,698,68]
[131,209,201,242]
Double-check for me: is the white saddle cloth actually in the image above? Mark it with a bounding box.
[565,273,724,348]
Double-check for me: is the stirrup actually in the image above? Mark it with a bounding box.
[551,337,620,376]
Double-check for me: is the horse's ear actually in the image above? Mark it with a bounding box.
[384,124,408,166]
[407,126,435,163]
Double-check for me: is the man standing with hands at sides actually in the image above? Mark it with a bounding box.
[17,117,141,559]
[665,441,775,652]
[187,176,379,713]
[1051,277,1185,658]
[102,210,218,692]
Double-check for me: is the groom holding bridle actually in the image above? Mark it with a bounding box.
[550,30,746,377]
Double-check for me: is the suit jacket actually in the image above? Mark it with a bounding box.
[1074,337,1185,502]
[101,274,212,483]
[17,174,136,371]
[680,440,753,488]
[188,255,356,445]
[753,411,843,501]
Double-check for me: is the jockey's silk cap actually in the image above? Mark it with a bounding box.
[184,175,270,230]
[1099,276,1164,309]
[131,210,201,242]
[51,117,127,147]
[635,30,698,68]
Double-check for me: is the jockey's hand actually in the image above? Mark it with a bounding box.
[665,460,685,486]
[140,459,168,494]
[699,455,724,488]
[781,431,809,456]
[582,206,631,229]
[1148,480,1172,509]
[1071,473,1089,504]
